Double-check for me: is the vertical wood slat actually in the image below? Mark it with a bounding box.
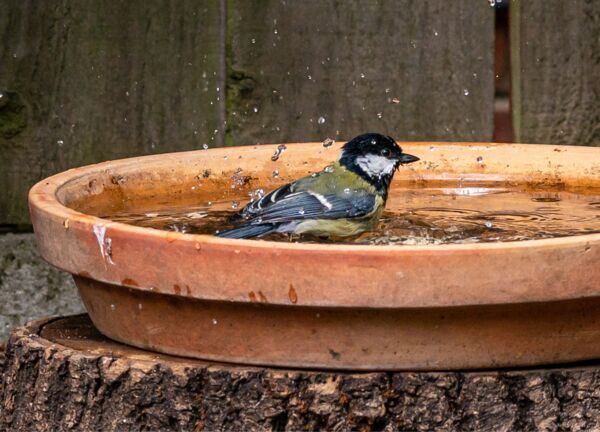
[510,0,600,145]
[0,0,222,224]
[226,0,495,146]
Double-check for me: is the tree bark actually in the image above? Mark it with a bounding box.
[2,315,600,431]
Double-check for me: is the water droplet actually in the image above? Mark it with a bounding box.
[138,303,143,310]
[377,112,383,119]
[434,30,439,36]
[322,138,335,148]
[254,188,265,199]
[272,169,279,178]
[202,144,209,150]
[251,38,256,44]
[317,116,326,125]
[476,156,484,164]
[231,201,239,209]
[485,221,493,228]
[253,107,259,113]
[110,304,115,311]
[370,139,377,145]
[324,165,334,173]
[0,93,4,99]
[212,318,218,325]
[57,140,64,146]
[360,73,365,79]
[271,144,287,161]
[273,29,278,34]
[463,88,470,96]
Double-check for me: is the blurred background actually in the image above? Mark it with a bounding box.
[0,0,598,339]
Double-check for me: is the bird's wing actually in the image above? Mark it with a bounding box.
[246,190,376,224]
[239,182,296,219]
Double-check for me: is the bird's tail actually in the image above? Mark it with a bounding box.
[216,224,276,239]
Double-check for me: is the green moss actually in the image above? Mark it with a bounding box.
[0,91,28,139]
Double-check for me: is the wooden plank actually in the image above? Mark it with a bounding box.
[0,0,223,224]
[226,0,495,146]
[510,0,600,145]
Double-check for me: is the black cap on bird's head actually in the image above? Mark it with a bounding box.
[339,133,419,195]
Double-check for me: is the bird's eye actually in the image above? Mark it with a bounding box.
[381,148,390,157]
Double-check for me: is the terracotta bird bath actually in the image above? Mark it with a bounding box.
[28,142,600,370]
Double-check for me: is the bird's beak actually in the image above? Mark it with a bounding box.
[399,153,420,165]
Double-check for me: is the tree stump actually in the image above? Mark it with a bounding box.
[2,315,600,431]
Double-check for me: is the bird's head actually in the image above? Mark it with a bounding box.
[339,133,419,194]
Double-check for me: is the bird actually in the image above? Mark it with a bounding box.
[216,133,420,239]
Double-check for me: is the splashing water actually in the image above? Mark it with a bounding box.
[96,183,600,245]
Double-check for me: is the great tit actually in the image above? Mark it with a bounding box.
[217,133,420,239]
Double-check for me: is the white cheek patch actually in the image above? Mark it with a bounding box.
[356,155,396,178]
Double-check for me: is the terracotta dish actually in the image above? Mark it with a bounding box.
[29,142,600,370]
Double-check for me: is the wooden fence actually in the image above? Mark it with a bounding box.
[0,0,598,224]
